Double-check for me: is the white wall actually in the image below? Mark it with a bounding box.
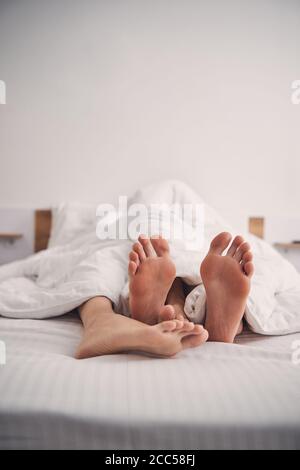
[0,208,34,264]
[0,0,299,229]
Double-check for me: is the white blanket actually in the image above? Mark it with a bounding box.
[0,180,300,335]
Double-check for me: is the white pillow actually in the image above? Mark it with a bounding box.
[48,203,97,248]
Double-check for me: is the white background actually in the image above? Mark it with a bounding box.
[0,0,299,262]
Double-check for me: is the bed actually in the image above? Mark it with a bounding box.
[0,189,300,450]
[1,313,300,449]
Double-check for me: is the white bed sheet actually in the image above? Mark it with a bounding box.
[0,313,300,450]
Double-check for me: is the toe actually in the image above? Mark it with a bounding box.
[241,250,253,266]
[182,328,209,349]
[244,261,254,278]
[129,250,139,267]
[234,242,250,262]
[138,235,157,257]
[193,324,204,334]
[173,319,184,330]
[159,320,177,332]
[159,305,175,322]
[181,321,195,332]
[128,261,138,277]
[133,241,146,262]
[209,232,232,255]
[180,322,201,337]
[150,235,170,257]
[175,313,186,321]
[226,235,245,257]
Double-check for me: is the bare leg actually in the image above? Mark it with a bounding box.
[200,232,254,343]
[76,296,208,359]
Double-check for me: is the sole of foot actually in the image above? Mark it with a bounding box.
[200,232,254,343]
[128,235,176,325]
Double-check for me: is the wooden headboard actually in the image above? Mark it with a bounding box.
[33,209,265,253]
[34,210,52,252]
[248,217,264,239]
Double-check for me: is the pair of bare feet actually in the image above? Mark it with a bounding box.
[76,232,254,359]
[128,231,254,342]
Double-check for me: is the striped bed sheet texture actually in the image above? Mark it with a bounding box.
[0,313,300,449]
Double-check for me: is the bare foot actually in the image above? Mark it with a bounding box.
[76,313,208,359]
[128,235,176,325]
[200,232,254,343]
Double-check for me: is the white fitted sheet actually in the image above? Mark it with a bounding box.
[0,313,300,450]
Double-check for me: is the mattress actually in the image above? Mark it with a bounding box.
[0,313,300,450]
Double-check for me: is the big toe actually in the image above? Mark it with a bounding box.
[182,327,209,349]
[209,232,232,255]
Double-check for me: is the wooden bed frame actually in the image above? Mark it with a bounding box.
[34,210,264,253]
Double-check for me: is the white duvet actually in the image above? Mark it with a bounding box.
[0,180,300,336]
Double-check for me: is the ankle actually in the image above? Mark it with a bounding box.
[79,297,114,329]
[205,319,236,343]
